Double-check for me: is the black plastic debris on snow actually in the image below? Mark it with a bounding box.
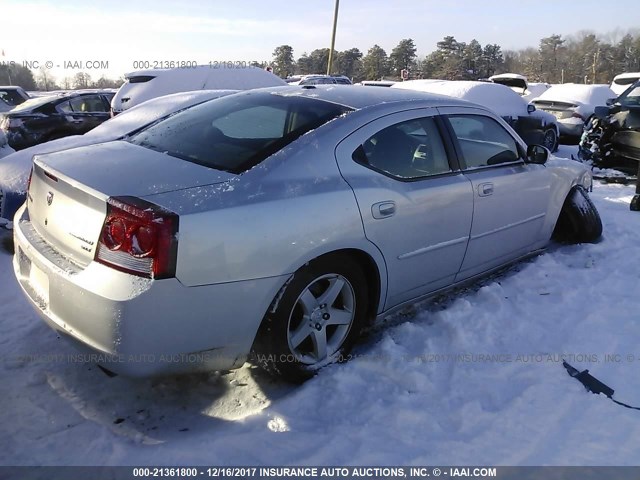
[563,361,640,411]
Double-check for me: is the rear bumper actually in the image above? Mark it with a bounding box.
[13,205,287,377]
[557,120,584,138]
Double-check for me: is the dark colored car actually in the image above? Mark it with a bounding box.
[0,91,114,150]
[579,80,640,174]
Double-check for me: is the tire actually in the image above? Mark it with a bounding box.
[552,185,602,243]
[252,255,369,382]
[543,127,558,152]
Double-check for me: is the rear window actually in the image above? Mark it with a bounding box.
[0,90,26,106]
[130,92,351,173]
[128,75,156,83]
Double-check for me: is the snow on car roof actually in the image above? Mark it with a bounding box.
[124,65,287,89]
[269,84,473,110]
[535,83,615,106]
[392,80,528,117]
[613,72,640,81]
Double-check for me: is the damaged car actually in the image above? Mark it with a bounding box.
[14,86,601,382]
[0,91,114,150]
[578,80,640,175]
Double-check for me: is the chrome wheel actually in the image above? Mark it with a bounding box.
[287,273,356,365]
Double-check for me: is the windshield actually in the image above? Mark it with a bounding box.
[130,92,351,174]
[618,83,640,106]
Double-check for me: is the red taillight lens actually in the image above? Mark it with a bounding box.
[27,168,33,192]
[95,196,179,279]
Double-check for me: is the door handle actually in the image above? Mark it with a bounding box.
[372,201,396,219]
[478,182,493,197]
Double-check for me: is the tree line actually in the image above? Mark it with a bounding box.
[2,28,639,91]
[271,29,640,84]
[0,65,123,91]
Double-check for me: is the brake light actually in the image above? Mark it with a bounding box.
[95,196,178,279]
[27,168,33,191]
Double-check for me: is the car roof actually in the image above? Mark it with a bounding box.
[265,84,473,110]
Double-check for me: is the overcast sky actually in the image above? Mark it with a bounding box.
[2,0,639,79]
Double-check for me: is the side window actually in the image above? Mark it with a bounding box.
[69,95,108,113]
[57,101,72,114]
[447,115,520,169]
[355,117,451,179]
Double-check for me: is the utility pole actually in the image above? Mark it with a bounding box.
[327,0,340,75]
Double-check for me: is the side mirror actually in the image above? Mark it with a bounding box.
[527,103,536,114]
[606,97,617,106]
[526,144,549,165]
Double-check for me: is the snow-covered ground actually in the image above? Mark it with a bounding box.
[1,146,640,466]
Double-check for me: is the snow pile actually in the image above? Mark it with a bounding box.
[536,84,615,107]
[524,82,551,101]
[393,80,529,117]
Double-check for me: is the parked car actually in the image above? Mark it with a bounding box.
[531,84,615,140]
[579,79,640,175]
[392,80,560,151]
[356,80,396,87]
[0,90,237,224]
[610,72,640,96]
[0,91,115,150]
[0,86,30,112]
[293,75,352,86]
[488,73,550,102]
[111,65,286,115]
[13,85,600,382]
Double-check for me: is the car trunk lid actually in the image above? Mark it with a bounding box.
[27,141,233,266]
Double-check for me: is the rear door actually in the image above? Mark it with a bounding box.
[335,109,473,310]
[438,107,551,280]
[68,95,111,134]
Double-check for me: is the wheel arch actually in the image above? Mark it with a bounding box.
[307,248,383,324]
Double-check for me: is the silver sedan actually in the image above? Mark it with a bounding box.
[13,86,602,381]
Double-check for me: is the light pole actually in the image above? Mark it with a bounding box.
[326,0,340,75]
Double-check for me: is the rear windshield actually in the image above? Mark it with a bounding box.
[0,89,26,106]
[7,95,57,113]
[130,92,351,173]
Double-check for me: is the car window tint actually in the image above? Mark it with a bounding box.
[357,117,451,179]
[0,90,25,106]
[57,101,73,114]
[130,92,351,174]
[620,85,640,106]
[447,115,520,169]
[213,106,286,138]
[70,95,108,113]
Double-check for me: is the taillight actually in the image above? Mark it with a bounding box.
[95,196,178,279]
[27,168,33,192]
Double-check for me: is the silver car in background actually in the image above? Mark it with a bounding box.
[13,86,601,381]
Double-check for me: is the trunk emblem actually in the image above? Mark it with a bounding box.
[46,191,54,206]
